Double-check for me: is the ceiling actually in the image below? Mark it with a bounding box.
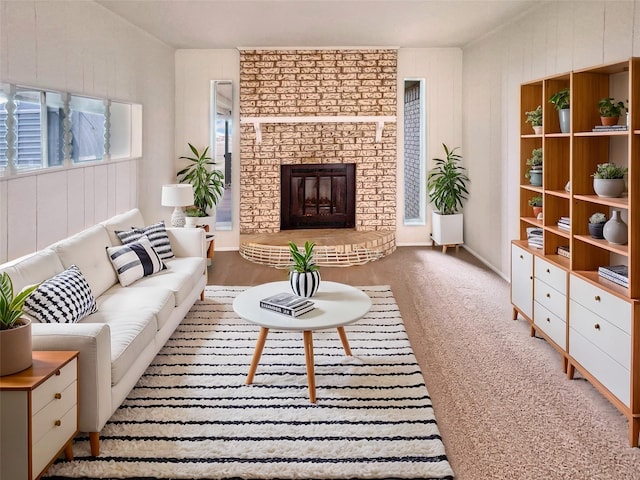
[96,0,540,50]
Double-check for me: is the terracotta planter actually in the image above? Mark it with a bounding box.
[600,116,620,126]
[0,317,32,376]
[532,206,542,218]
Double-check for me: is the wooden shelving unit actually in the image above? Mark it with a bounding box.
[512,58,640,446]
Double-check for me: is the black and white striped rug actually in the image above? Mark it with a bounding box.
[46,285,454,480]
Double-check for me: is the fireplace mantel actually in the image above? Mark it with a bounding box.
[240,115,396,143]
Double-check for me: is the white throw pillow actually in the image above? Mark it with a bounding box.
[116,221,174,260]
[107,236,166,287]
[23,265,98,323]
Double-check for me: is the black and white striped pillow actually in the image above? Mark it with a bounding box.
[107,236,166,287]
[116,221,174,260]
[23,265,98,323]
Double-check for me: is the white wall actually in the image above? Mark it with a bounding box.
[462,0,640,279]
[0,0,175,263]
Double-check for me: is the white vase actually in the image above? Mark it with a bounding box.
[290,271,321,298]
[603,210,628,245]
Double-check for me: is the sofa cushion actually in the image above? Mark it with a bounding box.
[23,265,98,324]
[116,221,174,260]
[0,249,64,293]
[106,236,166,287]
[52,224,117,298]
[95,286,174,332]
[101,208,147,246]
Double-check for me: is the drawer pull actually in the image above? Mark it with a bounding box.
[55,370,61,376]
[529,276,533,280]
[595,295,601,302]
[546,317,551,323]
[594,323,601,331]
[520,254,523,259]
[546,293,550,298]
[54,393,62,400]
[546,268,550,274]
[54,420,61,427]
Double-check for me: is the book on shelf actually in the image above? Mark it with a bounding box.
[598,265,628,284]
[259,292,315,317]
[557,246,570,259]
[592,125,628,132]
[598,271,629,288]
[526,227,543,248]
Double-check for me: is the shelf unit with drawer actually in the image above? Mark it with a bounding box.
[513,58,640,446]
[0,350,79,480]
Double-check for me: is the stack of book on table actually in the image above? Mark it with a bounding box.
[557,216,570,232]
[527,227,543,249]
[598,265,629,288]
[259,292,315,317]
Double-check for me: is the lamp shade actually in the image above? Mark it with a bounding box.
[161,184,194,207]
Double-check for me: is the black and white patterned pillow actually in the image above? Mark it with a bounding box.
[116,220,174,260]
[23,265,98,324]
[107,236,166,287]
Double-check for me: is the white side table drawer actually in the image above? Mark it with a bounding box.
[32,380,77,445]
[534,301,566,348]
[32,358,76,415]
[535,256,567,294]
[534,277,566,320]
[570,275,631,334]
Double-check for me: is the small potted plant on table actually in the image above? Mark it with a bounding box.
[592,162,627,198]
[288,241,321,298]
[525,105,543,134]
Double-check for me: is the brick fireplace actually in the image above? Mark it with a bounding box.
[239,49,397,234]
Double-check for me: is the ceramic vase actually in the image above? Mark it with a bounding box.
[603,210,628,245]
[290,270,321,298]
[558,109,570,133]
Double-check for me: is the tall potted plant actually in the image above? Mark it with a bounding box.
[427,144,469,248]
[0,273,39,376]
[549,88,570,133]
[177,143,224,230]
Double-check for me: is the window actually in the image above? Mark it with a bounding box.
[403,79,426,225]
[70,95,105,163]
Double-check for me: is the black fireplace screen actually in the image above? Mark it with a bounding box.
[281,163,355,229]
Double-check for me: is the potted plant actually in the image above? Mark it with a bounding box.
[588,212,607,239]
[0,273,39,376]
[427,144,469,248]
[524,147,543,186]
[528,195,543,218]
[525,105,543,134]
[288,241,321,297]
[549,88,570,133]
[184,206,203,228]
[592,162,627,198]
[177,143,225,230]
[598,97,627,126]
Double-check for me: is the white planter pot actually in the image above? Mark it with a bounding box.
[184,216,199,228]
[431,212,463,246]
[593,178,625,198]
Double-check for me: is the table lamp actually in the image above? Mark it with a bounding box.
[161,184,194,227]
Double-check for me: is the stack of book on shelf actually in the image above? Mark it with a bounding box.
[259,292,315,317]
[526,227,543,249]
[598,265,629,288]
[557,245,570,259]
[592,125,628,132]
[557,216,570,232]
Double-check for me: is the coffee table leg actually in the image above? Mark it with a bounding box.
[336,326,352,356]
[303,330,316,403]
[246,327,269,384]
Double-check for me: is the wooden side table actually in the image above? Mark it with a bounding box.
[0,350,79,480]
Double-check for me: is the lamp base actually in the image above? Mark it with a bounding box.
[171,207,186,228]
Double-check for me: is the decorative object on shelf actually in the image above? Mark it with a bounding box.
[564,180,571,193]
[592,162,627,198]
[161,184,194,228]
[525,147,543,186]
[427,144,469,248]
[549,88,570,133]
[525,105,543,134]
[0,272,39,376]
[184,207,201,228]
[598,97,627,126]
[288,241,321,297]
[528,195,543,218]
[588,212,607,239]
[603,210,628,245]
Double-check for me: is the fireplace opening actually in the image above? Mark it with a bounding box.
[281,164,355,229]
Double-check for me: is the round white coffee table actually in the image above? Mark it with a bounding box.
[233,281,372,402]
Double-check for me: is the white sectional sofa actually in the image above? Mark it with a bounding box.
[0,209,207,455]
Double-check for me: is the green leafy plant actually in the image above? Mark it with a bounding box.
[0,273,38,330]
[589,212,607,224]
[524,147,543,179]
[426,144,470,215]
[177,143,224,216]
[592,162,627,179]
[528,195,543,207]
[549,88,570,111]
[525,105,543,127]
[288,241,318,273]
[185,206,206,218]
[598,97,627,117]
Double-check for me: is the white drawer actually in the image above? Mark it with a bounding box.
[570,327,630,407]
[32,380,77,445]
[570,300,630,370]
[511,244,533,319]
[535,256,567,294]
[534,301,566,348]
[32,358,77,415]
[570,275,631,335]
[534,277,566,320]
[32,404,77,479]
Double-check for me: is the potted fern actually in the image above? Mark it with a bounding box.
[288,241,321,297]
[0,273,39,376]
[427,144,469,248]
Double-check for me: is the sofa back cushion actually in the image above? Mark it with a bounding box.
[101,208,146,246]
[0,249,64,293]
[52,225,117,297]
